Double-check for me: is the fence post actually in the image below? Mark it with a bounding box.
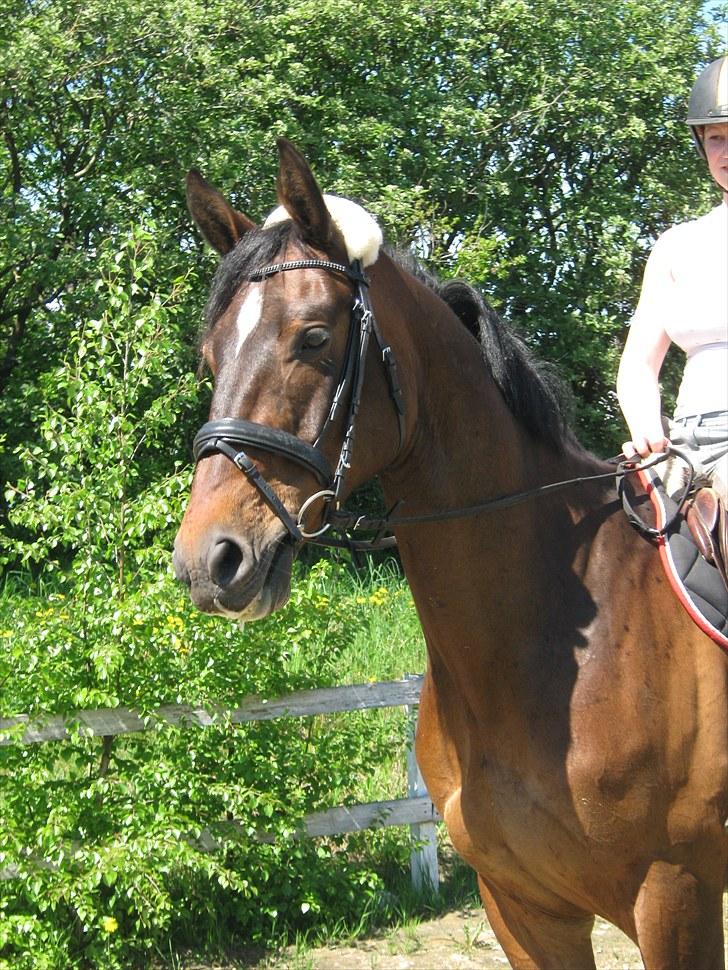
[406,676,439,894]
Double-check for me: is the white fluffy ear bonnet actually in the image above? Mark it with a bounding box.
[263,194,383,268]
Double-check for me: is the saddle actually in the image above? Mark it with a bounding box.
[686,488,728,589]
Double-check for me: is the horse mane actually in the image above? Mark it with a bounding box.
[440,280,576,452]
[203,226,576,453]
[392,251,576,453]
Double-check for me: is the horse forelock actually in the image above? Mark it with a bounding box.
[202,222,295,336]
[264,194,383,268]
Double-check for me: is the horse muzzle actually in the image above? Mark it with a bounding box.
[173,527,295,620]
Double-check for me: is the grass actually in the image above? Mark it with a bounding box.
[287,553,426,683]
[314,555,425,806]
[459,916,489,956]
[385,918,423,956]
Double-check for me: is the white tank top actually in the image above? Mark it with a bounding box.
[630,202,728,418]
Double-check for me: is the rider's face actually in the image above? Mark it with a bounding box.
[701,122,728,193]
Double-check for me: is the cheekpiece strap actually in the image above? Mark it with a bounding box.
[212,439,304,543]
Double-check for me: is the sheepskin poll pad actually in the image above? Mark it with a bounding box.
[263,194,383,268]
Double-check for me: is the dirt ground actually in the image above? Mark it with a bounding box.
[273,904,643,969]
[184,899,728,969]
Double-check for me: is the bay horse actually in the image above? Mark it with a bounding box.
[174,139,728,969]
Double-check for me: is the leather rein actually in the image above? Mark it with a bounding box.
[193,257,694,552]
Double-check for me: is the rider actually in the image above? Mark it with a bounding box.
[617,55,728,505]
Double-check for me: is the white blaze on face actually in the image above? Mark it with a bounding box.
[235,284,264,357]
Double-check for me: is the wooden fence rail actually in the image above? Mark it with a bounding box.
[0,677,424,745]
[0,675,442,891]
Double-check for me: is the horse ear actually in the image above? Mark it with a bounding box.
[275,138,332,249]
[186,169,257,255]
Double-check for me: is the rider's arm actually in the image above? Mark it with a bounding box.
[617,236,674,459]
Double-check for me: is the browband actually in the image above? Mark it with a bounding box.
[247,259,369,285]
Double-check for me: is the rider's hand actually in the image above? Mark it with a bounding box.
[621,433,670,461]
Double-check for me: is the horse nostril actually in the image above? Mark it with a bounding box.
[208,539,244,588]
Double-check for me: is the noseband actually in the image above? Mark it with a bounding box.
[192,258,406,549]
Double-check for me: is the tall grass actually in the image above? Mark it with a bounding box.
[314,555,426,682]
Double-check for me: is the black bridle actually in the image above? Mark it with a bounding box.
[193,258,406,550]
[193,258,694,551]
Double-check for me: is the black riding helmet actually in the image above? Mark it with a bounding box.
[687,55,728,160]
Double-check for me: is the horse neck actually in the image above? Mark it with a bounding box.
[375,257,601,519]
[373,258,612,669]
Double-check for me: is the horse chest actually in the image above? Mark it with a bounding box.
[417,691,646,912]
[439,761,601,913]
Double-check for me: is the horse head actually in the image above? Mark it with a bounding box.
[174,140,407,619]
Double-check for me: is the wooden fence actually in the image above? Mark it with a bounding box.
[0,674,442,890]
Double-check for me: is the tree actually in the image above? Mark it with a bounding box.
[1,0,722,477]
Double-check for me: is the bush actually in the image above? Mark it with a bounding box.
[0,229,414,968]
[0,558,413,969]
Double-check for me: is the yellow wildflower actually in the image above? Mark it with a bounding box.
[101,916,118,933]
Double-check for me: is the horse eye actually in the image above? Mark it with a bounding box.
[301,327,330,351]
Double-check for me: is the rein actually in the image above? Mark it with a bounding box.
[192,257,694,553]
[325,449,694,542]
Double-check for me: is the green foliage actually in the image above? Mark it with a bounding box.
[1,0,724,461]
[0,555,418,968]
[0,228,414,967]
[0,560,417,969]
[3,224,199,574]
